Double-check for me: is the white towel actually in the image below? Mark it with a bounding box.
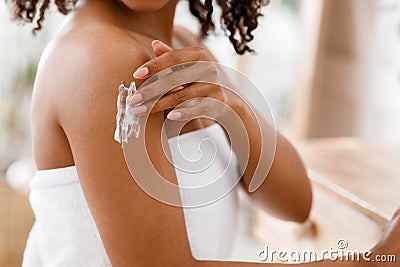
[23,166,112,267]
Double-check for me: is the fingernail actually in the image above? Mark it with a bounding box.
[167,112,181,120]
[151,40,172,50]
[131,105,147,115]
[133,67,149,79]
[129,93,143,105]
[151,40,162,47]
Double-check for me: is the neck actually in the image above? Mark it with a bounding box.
[78,0,177,45]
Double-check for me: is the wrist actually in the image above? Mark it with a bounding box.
[224,91,249,117]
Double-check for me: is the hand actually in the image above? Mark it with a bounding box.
[128,40,240,121]
[369,209,400,267]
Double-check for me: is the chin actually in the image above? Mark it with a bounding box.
[119,0,171,12]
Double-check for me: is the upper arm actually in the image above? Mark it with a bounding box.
[56,34,195,267]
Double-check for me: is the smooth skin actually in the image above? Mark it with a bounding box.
[30,0,399,266]
[130,39,312,222]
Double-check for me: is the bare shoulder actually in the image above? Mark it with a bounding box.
[174,26,206,48]
[30,21,156,168]
[35,23,152,124]
[38,23,152,91]
[30,22,155,168]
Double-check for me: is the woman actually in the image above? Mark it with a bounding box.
[8,0,399,266]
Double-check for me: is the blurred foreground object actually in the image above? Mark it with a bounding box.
[253,138,400,261]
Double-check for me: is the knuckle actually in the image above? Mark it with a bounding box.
[200,100,209,112]
[201,104,211,117]
[193,47,208,60]
[140,87,151,100]
[153,61,161,72]
[170,52,183,65]
[190,84,205,97]
[175,90,186,100]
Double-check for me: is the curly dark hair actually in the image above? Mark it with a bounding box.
[7,0,269,54]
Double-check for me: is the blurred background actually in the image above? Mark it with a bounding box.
[1,0,400,266]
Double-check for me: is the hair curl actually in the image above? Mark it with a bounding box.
[7,0,268,54]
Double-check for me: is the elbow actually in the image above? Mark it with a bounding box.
[293,201,312,223]
[293,184,313,223]
[289,203,312,224]
[259,188,313,223]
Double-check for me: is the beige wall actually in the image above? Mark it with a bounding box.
[290,0,380,139]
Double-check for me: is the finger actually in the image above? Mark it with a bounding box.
[152,40,173,57]
[151,83,214,113]
[132,47,210,79]
[129,63,217,105]
[166,106,202,121]
[130,102,150,116]
[167,97,226,121]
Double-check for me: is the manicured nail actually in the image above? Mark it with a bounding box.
[167,112,181,120]
[151,40,162,47]
[152,40,172,51]
[131,105,147,115]
[129,93,143,105]
[133,67,149,79]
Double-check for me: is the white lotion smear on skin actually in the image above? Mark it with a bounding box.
[114,66,188,147]
[114,81,140,147]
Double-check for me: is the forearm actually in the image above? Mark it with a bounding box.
[195,257,376,267]
[222,92,312,222]
[252,130,312,222]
